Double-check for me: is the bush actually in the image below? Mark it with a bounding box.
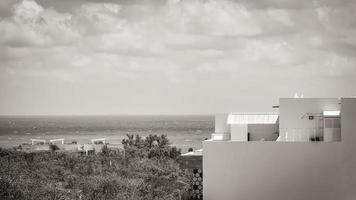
[0,134,188,200]
[49,144,59,151]
[122,134,181,160]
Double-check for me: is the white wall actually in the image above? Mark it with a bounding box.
[203,142,344,200]
[231,124,248,141]
[215,114,230,133]
[339,98,356,197]
[215,114,279,141]
[203,98,356,200]
[279,98,340,141]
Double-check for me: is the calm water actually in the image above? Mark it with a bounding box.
[0,115,214,152]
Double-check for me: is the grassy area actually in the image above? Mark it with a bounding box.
[0,134,191,200]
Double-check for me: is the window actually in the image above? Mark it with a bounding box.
[325,119,332,128]
[333,118,341,128]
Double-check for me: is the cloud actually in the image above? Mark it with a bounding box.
[0,0,355,114]
[0,0,355,74]
[0,0,79,47]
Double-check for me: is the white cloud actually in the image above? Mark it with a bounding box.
[324,54,356,78]
[0,0,355,114]
[13,0,43,21]
[0,0,79,47]
[163,0,261,36]
[1,0,355,76]
[267,9,294,26]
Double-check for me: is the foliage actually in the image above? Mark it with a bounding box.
[0,135,189,200]
[122,134,181,159]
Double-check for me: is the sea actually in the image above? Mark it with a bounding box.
[0,115,214,153]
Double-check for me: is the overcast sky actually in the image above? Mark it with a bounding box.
[0,0,356,115]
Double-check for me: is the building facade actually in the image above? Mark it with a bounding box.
[203,97,356,200]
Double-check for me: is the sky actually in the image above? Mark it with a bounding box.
[0,0,356,115]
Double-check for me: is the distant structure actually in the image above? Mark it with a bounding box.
[21,138,107,154]
[30,139,46,145]
[294,92,304,98]
[49,138,64,145]
[91,138,106,144]
[203,97,356,200]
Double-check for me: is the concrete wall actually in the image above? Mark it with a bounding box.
[203,98,356,200]
[231,124,248,141]
[215,114,278,141]
[215,114,230,133]
[339,98,356,198]
[279,98,340,140]
[203,142,344,200]
[248,124,279,141]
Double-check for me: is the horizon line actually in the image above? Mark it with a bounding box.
[0,113,215,117]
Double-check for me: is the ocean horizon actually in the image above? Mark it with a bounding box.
[0,115,214,152]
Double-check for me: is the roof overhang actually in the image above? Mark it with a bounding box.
[227,112,279,124]
[323,110,340,117]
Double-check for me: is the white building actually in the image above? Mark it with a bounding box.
[203,97,356,200]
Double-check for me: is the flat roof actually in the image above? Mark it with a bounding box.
[227,112,279,124]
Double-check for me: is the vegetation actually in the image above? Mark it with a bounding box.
[0,134,190,200]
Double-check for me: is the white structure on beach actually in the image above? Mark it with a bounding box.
[91,138,106,144]
[49,138,64,145]
[203,97,356,200]
[30,139,46,145]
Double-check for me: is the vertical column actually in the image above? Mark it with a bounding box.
[231,124,248,141]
